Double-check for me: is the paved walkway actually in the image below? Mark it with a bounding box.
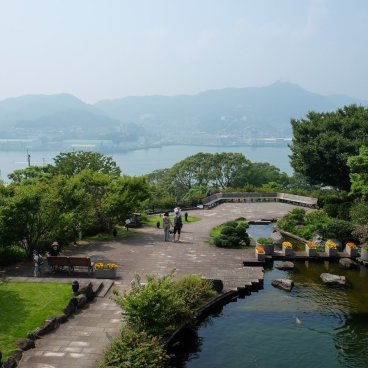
[2,202,306,368]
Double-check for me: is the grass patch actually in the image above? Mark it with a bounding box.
[142,214,200,227]
[0,281,72,360]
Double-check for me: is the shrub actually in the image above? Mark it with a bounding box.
[257,237,273,245]
[114,273,190,337]
[0,246,27,266]
[220,225,236,236]
[98,327,168,368]
[320,219,357,244]
[175,274,216,310]
[222,220,238,228]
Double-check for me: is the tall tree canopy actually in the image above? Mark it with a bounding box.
[52,151,121,177]
[348,146,368,200]
[290,105,368,191]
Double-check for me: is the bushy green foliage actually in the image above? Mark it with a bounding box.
[277,208,356,242]
[212,219,250,248]
[0,246,27,265]
[320,219,357,244]
[175,274,216,310]
[98,327,168,368]
[256,237,273,245]
[114,272,215,338]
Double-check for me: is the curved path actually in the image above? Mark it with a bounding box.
[11,202,304,368]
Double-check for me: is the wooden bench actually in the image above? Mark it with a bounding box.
[47,256,94,275]
[69,257,94,275]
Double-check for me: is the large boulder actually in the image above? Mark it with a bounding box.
[320,273,346,286]
[275,261,295,270]
[339,258,358,269]
[312,233,324,247]
[271,231,284,246]
[35,317,60,336]
[271,279,294,291]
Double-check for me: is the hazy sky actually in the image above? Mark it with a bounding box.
[1,0,367,103]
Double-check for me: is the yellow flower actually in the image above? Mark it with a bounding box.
[282,241,292,248]
[256,246,265,253]
[325,241,337,249]
[95,262,118,269]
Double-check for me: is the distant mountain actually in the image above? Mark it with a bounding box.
[95,82,367,136]
[0,93,95,127]
[0,83,366,142]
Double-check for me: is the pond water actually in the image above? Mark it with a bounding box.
[169,225,368,368]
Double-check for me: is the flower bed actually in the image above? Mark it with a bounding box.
[255,246,265,261]
[325,241,337,257]
[345,242,358,257]
[305,241,318,257]
[282,241,293,256]
[94,262,118,279]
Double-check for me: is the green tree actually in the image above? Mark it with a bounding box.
[8,165,53,184]
[347,146,368,200]
[290,105,368,190]
[0,183,62,254]
[52,151,121,177]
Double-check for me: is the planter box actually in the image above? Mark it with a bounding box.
[255,250,265,262]
[325,245,337,257]
[361,248,368,261]
[345,246,358,257]
[95,268,117,279]
[282,245,293,256]
[305,244,318,257]
[257,243,274,256]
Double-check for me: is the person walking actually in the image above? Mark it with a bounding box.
[162,212,172,241]
[173,207,183,242]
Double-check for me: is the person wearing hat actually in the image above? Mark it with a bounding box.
[48,241,62,272]
[173,208,183,242]
[48,241,61,257]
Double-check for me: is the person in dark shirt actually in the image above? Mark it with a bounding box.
[48,241,61,256]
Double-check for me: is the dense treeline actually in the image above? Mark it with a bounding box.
[0,151,150,256]
[146,152,289,210]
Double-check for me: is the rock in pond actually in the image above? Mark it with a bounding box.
[275,261,295,270]
[320,273,346,286]
[272,279,294,291]
[339,258,358,269]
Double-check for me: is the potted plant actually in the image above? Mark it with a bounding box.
[94,262,118,279]
[257,237,274,255]
[255,246,265,262]
[325,240,338,257]
[282,241,293,256]
[305,241,318,257]
[345,242,358,257]
[361,244,368,261]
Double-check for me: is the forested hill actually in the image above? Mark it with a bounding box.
[0,82,366,138]
[95,82,366,136]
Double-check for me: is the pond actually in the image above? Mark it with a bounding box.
[169,225,368,368]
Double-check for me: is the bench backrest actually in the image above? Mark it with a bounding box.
[47,256,69,266]
[69,257,92,267]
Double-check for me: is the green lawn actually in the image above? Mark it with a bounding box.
[142,214,201,227]
[0,281,72,360]
[84,225,133,241]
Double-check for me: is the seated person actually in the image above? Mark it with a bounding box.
[48,241,61,256]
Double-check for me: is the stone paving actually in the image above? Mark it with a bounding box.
[2,202,306,368]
